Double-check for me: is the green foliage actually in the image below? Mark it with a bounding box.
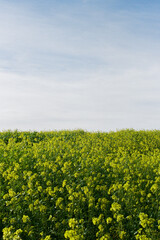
[0,129,159,239]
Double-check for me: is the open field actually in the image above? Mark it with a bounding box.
[0,130,160,240]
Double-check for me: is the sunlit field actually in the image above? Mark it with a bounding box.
[0,130,159,240]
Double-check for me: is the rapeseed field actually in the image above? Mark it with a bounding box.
[0,129,159,240]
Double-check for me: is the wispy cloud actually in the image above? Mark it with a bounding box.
[0,0,160,131]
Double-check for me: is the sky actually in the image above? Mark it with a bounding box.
[0,0,160,132]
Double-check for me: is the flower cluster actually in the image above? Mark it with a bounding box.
[0,129,159,239]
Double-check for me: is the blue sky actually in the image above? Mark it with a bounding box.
[0,0,160,132]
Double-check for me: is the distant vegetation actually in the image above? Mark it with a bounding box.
[0,130,159,239]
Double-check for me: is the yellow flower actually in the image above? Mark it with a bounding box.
[8,189,16,197]
[106,217,112,224]
[38,186,43,192]
[22,215,30,223]
[92,217,98,225]
[150,184,158,193]
[110,202,121,212]
[68,218,78,229]
[44,236,52,240]
[62,179,67,187]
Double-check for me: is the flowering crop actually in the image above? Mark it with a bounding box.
[0,129,159,239]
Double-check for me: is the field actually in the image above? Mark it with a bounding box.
[0,129,159,240]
